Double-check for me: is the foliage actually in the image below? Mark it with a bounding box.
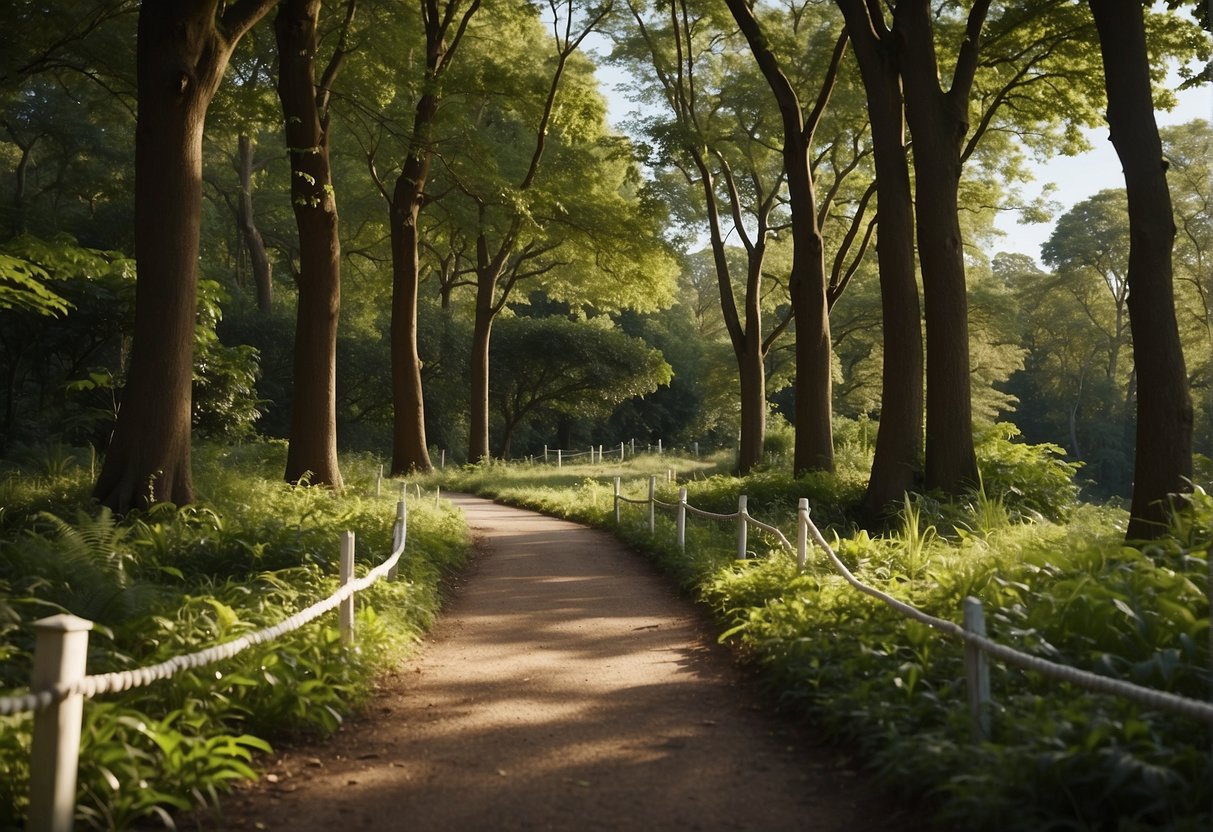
[0,441,470,828]
[443,459,1211,831]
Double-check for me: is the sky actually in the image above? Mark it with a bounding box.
[992,78,1212,264]
[590,38,1212,267]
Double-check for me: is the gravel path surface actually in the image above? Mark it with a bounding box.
[215,494,924,831]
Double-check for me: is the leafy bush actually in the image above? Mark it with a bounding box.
[0,440,470,828]
[446,457,1211,831]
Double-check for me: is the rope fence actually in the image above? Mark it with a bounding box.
[613,475,1213,735]
[1,488,414,832]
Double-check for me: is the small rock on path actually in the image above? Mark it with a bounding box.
[215,494,923,831]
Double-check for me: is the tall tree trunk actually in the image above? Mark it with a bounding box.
[896,0,986,495]
[835,0,924,517]
[1089,0,1193,539]
[95,0,275,512]
[725,0,836,476]
[468,254,495,462]
[236,133,273,313]
[390,181,432,474]
[737,335,766,473]
[276,0,347,489]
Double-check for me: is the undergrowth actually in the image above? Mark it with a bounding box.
[0,441,470,830]
[439,439,1212,831]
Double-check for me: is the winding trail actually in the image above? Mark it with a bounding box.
[217,494,923,831]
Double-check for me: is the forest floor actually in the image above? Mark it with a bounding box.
[205,494,930,832]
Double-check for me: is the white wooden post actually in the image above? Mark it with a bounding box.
[440,449,445,469]
[964,597,992,741]
[557,449,562,468]
[648,475,657,535]
[667,468,673,483]
[620,442,625,461]
[589,445,594,462]
[388,498,407,580]
[693,441,699,457]
[375,464,383,497]
[797,498,810,572]
[339,532,355,646]
[630,438,635,456]
[736,495,748,560]
[598,444,603,463]
[657,439,663,454]
[544,445,549,463]
[677,487,687,552]
[28,614,93,832]
[614,477,621,523]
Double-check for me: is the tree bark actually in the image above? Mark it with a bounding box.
[835,0,924,517]
[94,0,275,513]
[236,133,273,313]
[390,169,432,473]
[468,247,495,462]
[1091,0,1194,539]
[724,0,835,476]
[276,0,346,489]
[895,0,986,495]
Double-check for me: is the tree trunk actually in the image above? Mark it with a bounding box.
[787,169,835,475]
[835,0,924,518]
[236,133,273,313]
[390,187,432,474]
[276,0,344,489]
[736,336,766,474]
[95,1,274,512]
[1089,0,1193,538]
[469,255,495,462]
[723,0,834,476]
[896,0,982,495]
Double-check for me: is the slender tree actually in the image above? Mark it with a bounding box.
[462,0,610,462]
[275,0,358,489]
[94,0,276,512]
[384,0,481,475]
[1088,0,1193,539]
[723,0,847,476]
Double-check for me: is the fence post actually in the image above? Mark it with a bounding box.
[557,449,563,468]
[614,477,621,524]
[598,444,603,464]
[620,442,625,462]
[693,441,699,457]
[631,438,635,456]
[28,614,93,832]
[440,449,445,469]
[375,464,383,498]
[388,498,407,581]
[736,495,748,560]
[677,487,687,552]
[339,532,355,646]
[544,445,549,463]
[797,498,810,572]
[964,597,992,741]
[657,439,663,454]
[648,475,656,535]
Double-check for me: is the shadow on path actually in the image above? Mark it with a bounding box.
[214,494,924,831]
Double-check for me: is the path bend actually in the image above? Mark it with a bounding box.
[216,494,921,831]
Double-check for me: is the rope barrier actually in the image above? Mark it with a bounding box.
[615,483,1213,725]
[798,514,1213,724]
[0,528,408,716]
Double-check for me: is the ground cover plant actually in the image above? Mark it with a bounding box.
[437,436,1212,831]
[0,442,470,829]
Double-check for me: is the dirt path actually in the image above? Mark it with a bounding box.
[215,495,922,831]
